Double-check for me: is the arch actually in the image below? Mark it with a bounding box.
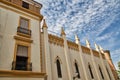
[98,65,104,79]
[74,61,80,78]
[54,56,62,64]
[88,63,94,79]
[55,56,62,78]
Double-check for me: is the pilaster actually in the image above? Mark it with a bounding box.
[85,41,101,80]
[75,35,89,80]
[98,45,113,80]
[42,19,52,80]
[61,27,73,80]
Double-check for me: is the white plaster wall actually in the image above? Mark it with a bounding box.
[0,78,44,80]
[82,53,98,80]
[94,57,106,80]
[31,19,41,72]
[69,49,85,80]
[0,4,41,72]
[49,43,69,80]
[103,59,115,80]
[0,7,18,70]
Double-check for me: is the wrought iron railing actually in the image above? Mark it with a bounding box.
[12,61,32,71]
[17,27,31,36]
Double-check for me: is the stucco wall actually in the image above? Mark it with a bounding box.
[69,49,85,80]
[49,43,69,80]
[0,3,41,72]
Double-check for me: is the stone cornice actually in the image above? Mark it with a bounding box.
[92,50,100,57]
[101,53,106,59]
[0,0,43,20]
[67,40,79,51]
[48,34,64,46]
[81,46,91,54]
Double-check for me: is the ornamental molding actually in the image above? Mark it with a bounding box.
[48,34,64,46]
[81,46,91,54]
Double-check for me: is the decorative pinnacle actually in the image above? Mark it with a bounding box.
[61,27,66,36]
[99,45,104,53]
[75,34,79,41]
[86,39,90,48]
[42,19,48,28]
[75,34,80,44]
[94,42,99,51]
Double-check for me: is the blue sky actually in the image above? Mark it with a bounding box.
[35,0,120,69]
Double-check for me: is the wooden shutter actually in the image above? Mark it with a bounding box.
[20,18,29,29]
[17,45,28,57]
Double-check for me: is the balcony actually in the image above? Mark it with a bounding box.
[12,61,32,71]
[4,0,42,14]
[17,27,31,36]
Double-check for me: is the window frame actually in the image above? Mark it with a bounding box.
[19,16,30,30]
[13,40,31,71]
[98,65,104,79]
[56,59,62,78]
[88,63,94,79]
[74,62,80,78]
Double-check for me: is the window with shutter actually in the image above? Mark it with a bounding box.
[20,18,29,29]
[17,17,31,36]
[17,45,28,57]
[15,45,28,70]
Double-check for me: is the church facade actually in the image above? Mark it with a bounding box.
[0,0,119,80]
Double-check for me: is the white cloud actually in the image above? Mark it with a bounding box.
[36,0,120,68]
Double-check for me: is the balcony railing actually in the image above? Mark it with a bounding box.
[12,61,32,71]
[17,27,31,36]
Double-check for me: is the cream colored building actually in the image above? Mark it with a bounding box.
[0,0,119,80]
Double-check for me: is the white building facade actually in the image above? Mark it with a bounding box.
[0,0,119,80]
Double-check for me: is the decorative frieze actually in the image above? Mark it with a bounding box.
[101,53,106,59]
[67,40,79,51]
[81,46,91,55]
[92,50,100,57]
[48,34,64,46]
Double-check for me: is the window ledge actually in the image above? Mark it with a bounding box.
[0,70,46,78]
[14,35,33,43]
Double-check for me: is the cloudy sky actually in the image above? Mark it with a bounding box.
[35,0,120,69]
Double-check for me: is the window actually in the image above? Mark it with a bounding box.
[22,1,29,9]
[20,17,29,29]
[88,64,94,79]
[106,66,111,80]
[15,45,28,70]
[75,62,80,78]
[17,17,31,35]
[99,66,104,79]
[56,59,62,78]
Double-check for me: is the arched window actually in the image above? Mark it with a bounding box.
[75,62,80,78]
[88,64,94,79]
[99,66,104,79]
[56,59,62,78]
